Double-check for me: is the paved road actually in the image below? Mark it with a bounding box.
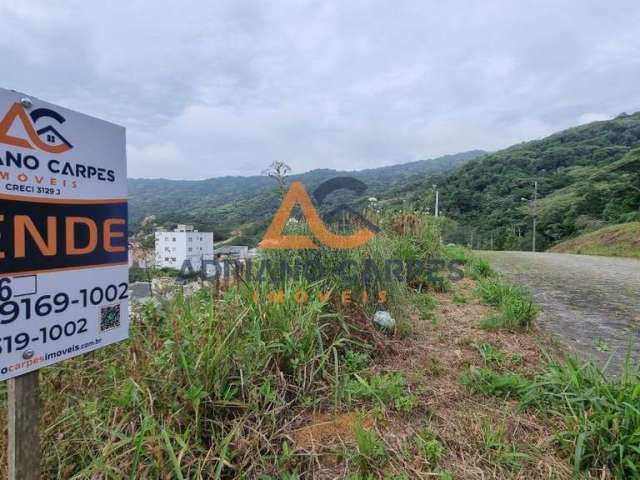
[481,251,640,374]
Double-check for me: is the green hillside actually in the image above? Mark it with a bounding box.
[128,150,484,242]
[386,113,640,250]
[548,222,640,258]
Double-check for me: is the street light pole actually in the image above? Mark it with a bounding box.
[532,181,538,253]
[433,184,439,218]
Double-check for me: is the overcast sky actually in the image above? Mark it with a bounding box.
[2,1,639,179]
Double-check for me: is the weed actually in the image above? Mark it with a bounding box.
[476,278,523,306]
[476,342,507,364]
[521,357,640,477]
[383,473,410,480]
[443,245,494,279]
[475,342,523,367]
[414,429,444,463]
[464,357,640,477]
[0,210,449,479]
[352,424,388,474]
[414,291,436,319]
[394,393,418,413]
[477,278,537,329]
[461,366,530,398]
[345,372,415,412]
[478,420,530,470]
[434,469,454,480]
[345,350,371,372]
[424,357,444,377]
[468,257,494,280]
[594,339,610,352]
[451,291,467,304]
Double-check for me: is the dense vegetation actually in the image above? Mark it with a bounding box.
[131,112,640,253]
[128,151,484,244]
[386,113,640,251]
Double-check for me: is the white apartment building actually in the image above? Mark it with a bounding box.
[155,224,214,271]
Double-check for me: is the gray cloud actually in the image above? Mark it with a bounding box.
[2,0,639,179]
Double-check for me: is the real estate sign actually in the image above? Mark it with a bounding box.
[0,88,128,381]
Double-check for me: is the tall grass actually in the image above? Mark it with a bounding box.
[444,245,494,279]
[0,210,445,479]
[476,277,537,330]
[32,284,352,478]
[462,357,640,478]
[521,357,640,477]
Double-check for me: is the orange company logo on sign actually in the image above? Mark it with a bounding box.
[258,179,378,249]
[0,102,73,154]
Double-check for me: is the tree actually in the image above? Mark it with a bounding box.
[262,160,291,195]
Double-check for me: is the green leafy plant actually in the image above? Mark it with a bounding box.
[352,424,388,474]
[414,429,444,463]
[461,367,531,398]
[345,372,415,412]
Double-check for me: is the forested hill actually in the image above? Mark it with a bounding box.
[386,113,640,251]
[129,150,485,242]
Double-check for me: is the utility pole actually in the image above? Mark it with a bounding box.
[433,184,439,217]
[532,181,538,253]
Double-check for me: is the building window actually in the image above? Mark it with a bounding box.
[188,247,193,252]
[172,237,176,242]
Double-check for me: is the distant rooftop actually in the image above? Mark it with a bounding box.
[175,224,195,232]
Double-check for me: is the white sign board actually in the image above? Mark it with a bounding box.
[0,88,128,381]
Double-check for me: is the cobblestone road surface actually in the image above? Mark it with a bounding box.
[481,251,640,374]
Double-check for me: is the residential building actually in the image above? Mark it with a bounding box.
[154,224,214,271]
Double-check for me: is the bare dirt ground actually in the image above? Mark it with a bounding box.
[292,278,571,479]
[481,251,640,374]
